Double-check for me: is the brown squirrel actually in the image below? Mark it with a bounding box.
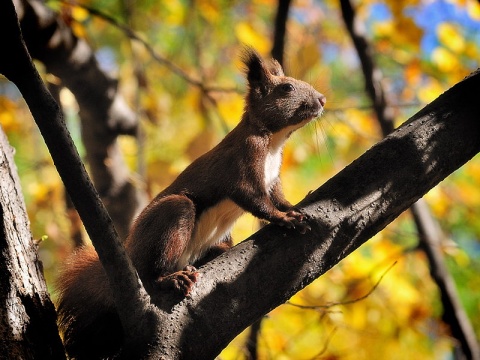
[56,48,326,359]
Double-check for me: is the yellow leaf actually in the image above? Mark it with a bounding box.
[198,2,220,22]
[71,22,88,39]
[395,16,423,48]
[71,6,89,22]
[431,47,461,73]
[0,111,16,132]
[467,1,480,20]
[28,183,51,205]
[437,23,465,53]
[235,22,269,54]
[418,78,444,103]
[0,98,20,132]
[164,0,185,25]
[373,21,393,37]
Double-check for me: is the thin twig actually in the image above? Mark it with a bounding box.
[56,0,241,94]
[287,261,397,310]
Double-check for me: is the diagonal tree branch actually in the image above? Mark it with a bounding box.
[0,0,156,355]
[16,0,147,240]
[339,1,480,358]
[2,0,480,357]
[150,69,480,359]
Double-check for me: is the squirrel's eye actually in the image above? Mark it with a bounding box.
[281,83,295,93]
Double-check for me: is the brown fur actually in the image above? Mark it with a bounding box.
[56,48,326,359]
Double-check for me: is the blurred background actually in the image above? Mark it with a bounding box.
[1,0,479,359]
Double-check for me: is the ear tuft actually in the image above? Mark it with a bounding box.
[242,47,267,84]
[268,59,284,77]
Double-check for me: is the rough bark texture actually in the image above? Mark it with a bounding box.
[15,0,147,240]
[1,0,479,357]
[0,128,66,359]
[0,1,156,356]
[148,70,480,359]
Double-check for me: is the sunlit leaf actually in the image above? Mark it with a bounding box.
[437,23,465,53]
[234,22,269,53]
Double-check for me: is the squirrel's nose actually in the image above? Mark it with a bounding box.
[318,94,327,107]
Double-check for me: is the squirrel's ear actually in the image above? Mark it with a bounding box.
[242,48,272,87]
[268,59,284,77]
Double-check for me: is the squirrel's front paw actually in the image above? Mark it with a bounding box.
[276,210,311,234]
[156,265,199,296]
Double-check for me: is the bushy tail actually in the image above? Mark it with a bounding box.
[56,246,122,359]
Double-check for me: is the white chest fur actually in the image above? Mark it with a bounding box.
[264,124,300,189]
[177,199,244,269]
[264,147,282,189]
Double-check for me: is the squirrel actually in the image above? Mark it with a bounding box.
[56,48,326,359]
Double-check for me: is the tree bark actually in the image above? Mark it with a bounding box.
[339,1,480,357]
[15,0,147,240]
[1,0,480,358]
[148,70,480,359]
[0,1,156,356]
[0,128,66,359]
[271,0,291,67]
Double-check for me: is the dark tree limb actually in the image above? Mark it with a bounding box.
[245,319,262,360]
[149,70,480,359]
[0,0,157,356]
[412,201,480,359]
[15,0,147,240]
[271,0,292,67]
[2,0,480,357]
[339,0,395,135]
[339,1,480,358]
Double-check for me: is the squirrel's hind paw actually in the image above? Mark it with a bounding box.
[156,266,199,296]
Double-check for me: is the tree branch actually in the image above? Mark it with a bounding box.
[339,1,480,357]
[150,70,480,359]
[60,0,241,95]
[271,0,292,67]
[16,0,147,239]
[0,0,156,353]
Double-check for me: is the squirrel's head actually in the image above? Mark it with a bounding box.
[242,48,326,134]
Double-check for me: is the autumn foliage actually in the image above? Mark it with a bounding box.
[1,0,479,359]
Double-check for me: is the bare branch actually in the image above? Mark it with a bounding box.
[287,261,397,309]
[17,0,147,239]
[339,1,480,358]
[150,69,480,359]
[59,0,241,95]
[271,0,292,67]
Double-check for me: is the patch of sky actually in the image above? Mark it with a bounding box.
[95,47,118,74]
[369,3,392,22]
[0,82,21,101]
[366,0,480,57]
[322,42,341,64]
[406,0,480,55]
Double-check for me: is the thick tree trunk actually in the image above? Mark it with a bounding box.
[0,127,65,359]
